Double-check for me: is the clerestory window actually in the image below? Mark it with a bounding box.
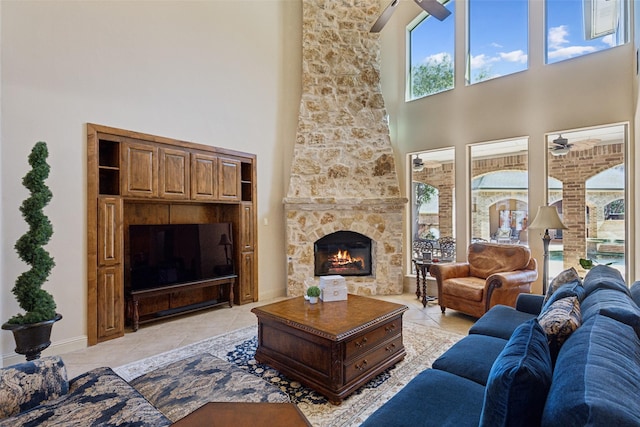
[466,0,528,85]
[545,0,628,65]
[408,1,455,100]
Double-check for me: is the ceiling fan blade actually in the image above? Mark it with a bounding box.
[414,0,451,21]
[370,0,400,33]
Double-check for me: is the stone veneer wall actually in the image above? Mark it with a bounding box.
[284,0,407,296]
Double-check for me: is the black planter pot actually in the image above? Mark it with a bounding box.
[2,313,62,361]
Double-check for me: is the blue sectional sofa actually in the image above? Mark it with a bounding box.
[363,265,640,426]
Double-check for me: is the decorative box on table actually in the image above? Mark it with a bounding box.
[319,275,348,302]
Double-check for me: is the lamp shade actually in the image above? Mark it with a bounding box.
[528,206,568,230]
[218,233,232,246]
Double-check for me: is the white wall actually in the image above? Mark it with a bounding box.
[1,0,302,365]
[379,0,636,290]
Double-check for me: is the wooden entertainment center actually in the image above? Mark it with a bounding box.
[87,124,257,345]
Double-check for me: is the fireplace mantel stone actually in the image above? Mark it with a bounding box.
[285,0,406,297]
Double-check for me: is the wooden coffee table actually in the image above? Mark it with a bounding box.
[172,402,311,426]
[251,294,408,404]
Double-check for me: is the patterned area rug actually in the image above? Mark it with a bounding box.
[115,322,462,426]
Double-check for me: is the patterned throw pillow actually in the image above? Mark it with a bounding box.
[544,267,582,304]
[538,296,582,360]
[0,356,69,419]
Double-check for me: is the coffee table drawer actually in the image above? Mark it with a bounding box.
[344,335,403,382]
[345,318,402,359]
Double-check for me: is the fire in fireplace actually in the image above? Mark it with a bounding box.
[314,231,372,276]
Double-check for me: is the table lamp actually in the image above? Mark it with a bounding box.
[528,205,568,294]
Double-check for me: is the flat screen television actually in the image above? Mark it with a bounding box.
[128,223,235,292]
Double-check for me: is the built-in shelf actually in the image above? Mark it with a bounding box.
[88,123,258,346]
[98,139,120,195]
[241,162,253,201]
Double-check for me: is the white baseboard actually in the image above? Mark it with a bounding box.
[2,335,87,367]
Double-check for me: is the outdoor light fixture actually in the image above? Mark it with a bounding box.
[528,205,568,294]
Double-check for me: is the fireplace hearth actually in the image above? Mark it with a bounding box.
[314,231,372,277]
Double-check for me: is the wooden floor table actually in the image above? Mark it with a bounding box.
[251,294,408,405]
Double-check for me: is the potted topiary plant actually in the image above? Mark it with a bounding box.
[2,142,62,361]
[307,285,321,304]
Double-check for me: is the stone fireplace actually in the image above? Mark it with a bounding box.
[284,0,407,296]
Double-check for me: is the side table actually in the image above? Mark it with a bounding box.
[412,259,449,308]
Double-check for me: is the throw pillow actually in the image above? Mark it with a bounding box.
[544,267,582,304]
[538,296,582,360]
[0,356,69,419]
[479,319,553,427]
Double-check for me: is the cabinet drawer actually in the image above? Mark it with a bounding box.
[345,318,402,359]
[344,335,403,382]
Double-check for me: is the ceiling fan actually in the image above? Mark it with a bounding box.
[549,135,573,156]
[371,0,451,33]
[412,156,425,171]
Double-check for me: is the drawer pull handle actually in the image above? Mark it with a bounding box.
[385,343,396,352]
[355,360,368,371]
[355,337,368,348]
[385,324,397,333]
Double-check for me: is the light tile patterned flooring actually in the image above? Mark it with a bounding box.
[61,292,475,379]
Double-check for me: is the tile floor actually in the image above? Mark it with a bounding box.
[61,292,475,379]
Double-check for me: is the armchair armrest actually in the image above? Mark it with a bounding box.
[429,262,470,282]
[486,269,538,289]
[484,268,539,312]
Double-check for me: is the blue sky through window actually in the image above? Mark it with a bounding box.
[468,0,528,83]
[546,0,624,64]
[409,0,627,97]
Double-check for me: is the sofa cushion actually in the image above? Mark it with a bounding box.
[0,355,68,419]
[631,281,640,307]
[479,319,552,427]
[542,314,640,427]
[130,353,289,422]
[538,296,581,360]
[469,305,536,340]
[543,267,581,304]
[580,288,640,337]
[468,243,531,279]
[432,334,508,385]
[1,367,170,426]
[361,369,485,427]
[582,264,629,296]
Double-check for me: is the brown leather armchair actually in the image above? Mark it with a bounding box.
[430,242,538,318]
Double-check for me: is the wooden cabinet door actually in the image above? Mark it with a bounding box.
[121,142,158,197]
[218,157,241,201]
[97,197,122,266]
[159,148,190,200]
[190,152,218,200]
[97,265,124,340]
[238,251,256,304]
[240,202,255,252]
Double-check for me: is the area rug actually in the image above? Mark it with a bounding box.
[115,322,462,426]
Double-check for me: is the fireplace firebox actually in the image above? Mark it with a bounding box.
[314,231,372,276]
